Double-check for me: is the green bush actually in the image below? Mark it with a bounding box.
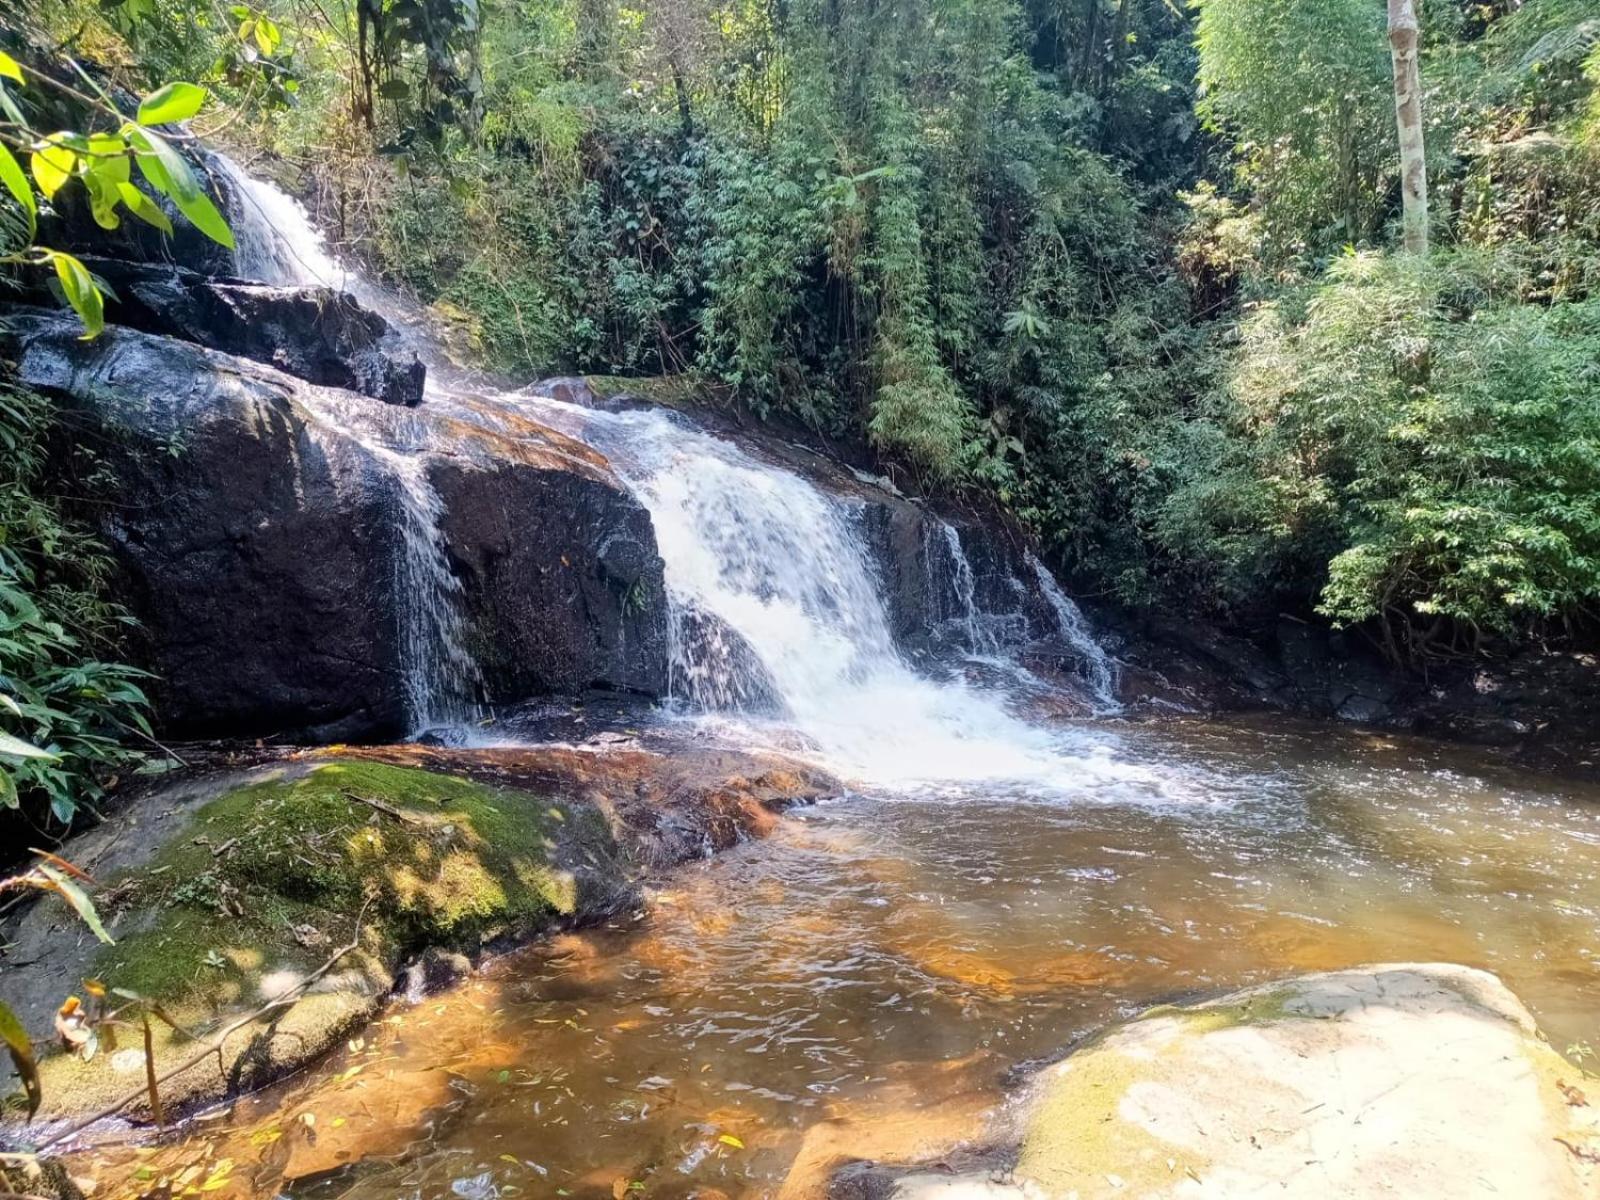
[1163,250,1600,653]
[0,376,149,824]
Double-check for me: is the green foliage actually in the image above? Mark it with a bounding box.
[1161,250,1600,652]
[1194,0,1393,258]
[0,378,150,824]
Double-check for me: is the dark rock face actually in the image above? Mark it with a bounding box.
[4,310,411,741]
[2,312,670,741]
[24,257,425,406]
[432,456,668,702]
[38,175,237,278]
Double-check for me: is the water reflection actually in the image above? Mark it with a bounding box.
[82,717,1600,1200]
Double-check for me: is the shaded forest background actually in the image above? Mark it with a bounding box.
[2,0,1600,821]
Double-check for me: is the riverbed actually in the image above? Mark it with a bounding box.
[71,713,1600,1200]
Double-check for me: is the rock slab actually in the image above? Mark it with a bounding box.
[887,964,1599,1200]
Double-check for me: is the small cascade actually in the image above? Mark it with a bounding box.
[213,156,480,735]
[211,153,349,289]
[512,397,1135,793]
[1028,553,1120,710]
[932,521,1000,658]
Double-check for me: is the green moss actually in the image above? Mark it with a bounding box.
[583,375,701,407]
[93,760,611,1012]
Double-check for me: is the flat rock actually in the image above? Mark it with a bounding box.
[884,964,1600,1200]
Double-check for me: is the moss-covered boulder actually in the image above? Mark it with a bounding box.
[0,759,628,1127]
[870,965,1600,1200]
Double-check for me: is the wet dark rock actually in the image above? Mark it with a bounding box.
[3,309,409,741]
[432,458,669,702]
[402,947,474,1000]
[19,257,425,405]
[38,169,236,278]
[1,312,670,741]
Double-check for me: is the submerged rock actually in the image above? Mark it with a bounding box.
[860,964,1600,1200]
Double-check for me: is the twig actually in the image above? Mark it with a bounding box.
[340,790,423,825]
[30,900,373,1152]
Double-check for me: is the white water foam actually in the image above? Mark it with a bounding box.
[505,399,1145,795]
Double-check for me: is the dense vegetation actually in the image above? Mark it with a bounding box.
[1,0,1599,821]
[144,0,1599,652]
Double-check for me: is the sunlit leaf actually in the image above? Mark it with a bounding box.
[126,126,235,249]
[0,1000,40,1118]
[0,142,35,239]
[0,50,23,86]
[30,135,76,201]
[48,251,105,338]
[0,730,56,760]
[34,861,114,943]
[137,82,207,126]
[117,182,174,234]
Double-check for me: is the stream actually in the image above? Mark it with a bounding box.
[66,160,1600,1200]
[78,716,1600,1200]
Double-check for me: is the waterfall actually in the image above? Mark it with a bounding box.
[213,156,1126,784]
[933,521,1002,659]
[213,154,479,734]
[508,399,1130,792]
[1028,552,1120,711]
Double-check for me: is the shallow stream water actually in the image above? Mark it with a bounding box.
[80,715,1600,1200]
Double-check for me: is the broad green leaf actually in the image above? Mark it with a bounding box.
[137,82,207,126]
[0,51,22,86]
[87,133,132,184]
[0,768,16,809]
[34,862,114,944]
[83,170,122,231]
[117,182,173,234]
[30,135,76,200]
[255,17,281,56]
[128,127,235,249]
[0,142,35,239]
[0,730,57,760]
[49,251,106,338]
[0,1000,40,1118]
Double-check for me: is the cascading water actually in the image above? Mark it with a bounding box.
[1028,552,1121,711]
[213,154,1125,783]
[931,521,1001,659]
[504,398,1135,793]
[212,153,480,733]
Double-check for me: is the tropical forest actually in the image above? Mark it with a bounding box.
[2,0,1600,1196]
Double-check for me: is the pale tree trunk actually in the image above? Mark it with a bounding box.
[1388,0,1429,255]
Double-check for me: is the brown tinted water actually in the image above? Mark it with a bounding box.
[78,716,1600,1200]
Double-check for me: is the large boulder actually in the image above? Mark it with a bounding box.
[429,412,669,701]
[53,258,426,405]
[1,312,669,741]
[868,965,1600,1200]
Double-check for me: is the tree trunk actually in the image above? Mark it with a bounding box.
[1388,0,1429,255]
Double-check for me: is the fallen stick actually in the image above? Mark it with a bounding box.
[340,790,424,825]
